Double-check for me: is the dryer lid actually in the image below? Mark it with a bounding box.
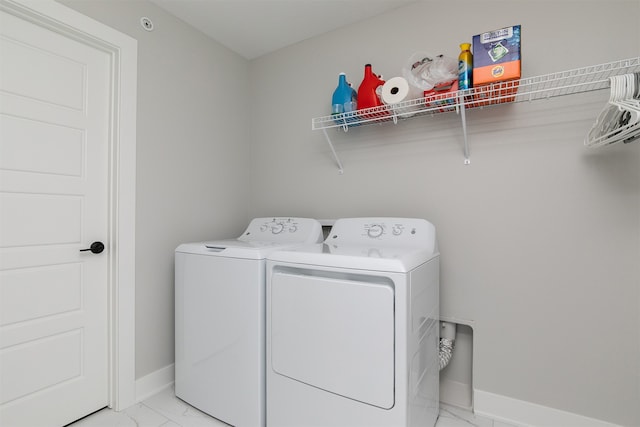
[268,217,439,272]
[267,242,437,272]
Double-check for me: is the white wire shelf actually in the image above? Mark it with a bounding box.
[312,57,640,172]
[312,57,640,131]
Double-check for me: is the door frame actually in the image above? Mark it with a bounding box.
[0,0,137,411]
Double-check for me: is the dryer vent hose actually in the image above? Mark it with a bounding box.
[439,321,457,371]
[439,338,454,370]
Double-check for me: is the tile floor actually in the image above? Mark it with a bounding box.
[70,385,519,427]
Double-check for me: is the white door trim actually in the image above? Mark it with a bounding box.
[0,0,137,411]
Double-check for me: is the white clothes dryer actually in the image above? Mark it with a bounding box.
[175,217,323,427]
[266,217,440,427]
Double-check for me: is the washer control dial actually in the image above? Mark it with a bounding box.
[259,218,302,235]
[270,222,285,234]
[367,224,384,238]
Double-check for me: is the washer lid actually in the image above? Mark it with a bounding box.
[176,240,307,260]
[175,217,323,260]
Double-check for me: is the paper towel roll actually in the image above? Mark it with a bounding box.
[381,76,421,105]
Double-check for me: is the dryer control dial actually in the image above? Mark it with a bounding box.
[392,225,404,236]
[366,224,384,238]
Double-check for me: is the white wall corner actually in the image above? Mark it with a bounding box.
[473,389,623,427]
[135,364,175,403]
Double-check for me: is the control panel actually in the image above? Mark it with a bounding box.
[239,217,323,244]
[363,221,417,239]
[327,217,435,248]
[258,218,299,234]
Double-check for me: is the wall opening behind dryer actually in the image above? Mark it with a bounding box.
[440,323,473,410]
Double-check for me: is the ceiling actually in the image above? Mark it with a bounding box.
[149,0,417,60]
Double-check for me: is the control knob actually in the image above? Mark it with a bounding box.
[367,224,384,238]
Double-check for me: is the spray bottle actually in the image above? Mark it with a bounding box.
[458,43,473,90]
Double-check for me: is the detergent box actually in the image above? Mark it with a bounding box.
[472,25,521,106]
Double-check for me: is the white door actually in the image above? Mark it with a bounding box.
[0,7,111,427]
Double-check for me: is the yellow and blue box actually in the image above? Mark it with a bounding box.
[472,25,521,106]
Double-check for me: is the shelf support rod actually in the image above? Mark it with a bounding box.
[459,93,471,164]
[322,128,344,174]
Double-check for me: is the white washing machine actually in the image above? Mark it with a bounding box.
[266,217,440,427]
[174,217,323,427]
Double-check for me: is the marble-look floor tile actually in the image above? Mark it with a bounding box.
[122,402,171,427]
[142,386,230,427]
[494,420,522,427]
[436,403,495,427]
[73,386,520,427]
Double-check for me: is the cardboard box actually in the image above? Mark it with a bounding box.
[473,25,521,86]
[471,25,521,106]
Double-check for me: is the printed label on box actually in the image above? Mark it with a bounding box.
[480,27,514,44]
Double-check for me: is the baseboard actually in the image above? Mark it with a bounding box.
[135,363,174,403]
[473,389,622,427]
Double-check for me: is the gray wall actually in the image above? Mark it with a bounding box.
[59,0,251,380]
[247,1,640,425]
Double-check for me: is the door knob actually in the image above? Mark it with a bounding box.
[80,241,105,254]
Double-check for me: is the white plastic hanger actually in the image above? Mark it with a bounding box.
[586,73,640,147]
